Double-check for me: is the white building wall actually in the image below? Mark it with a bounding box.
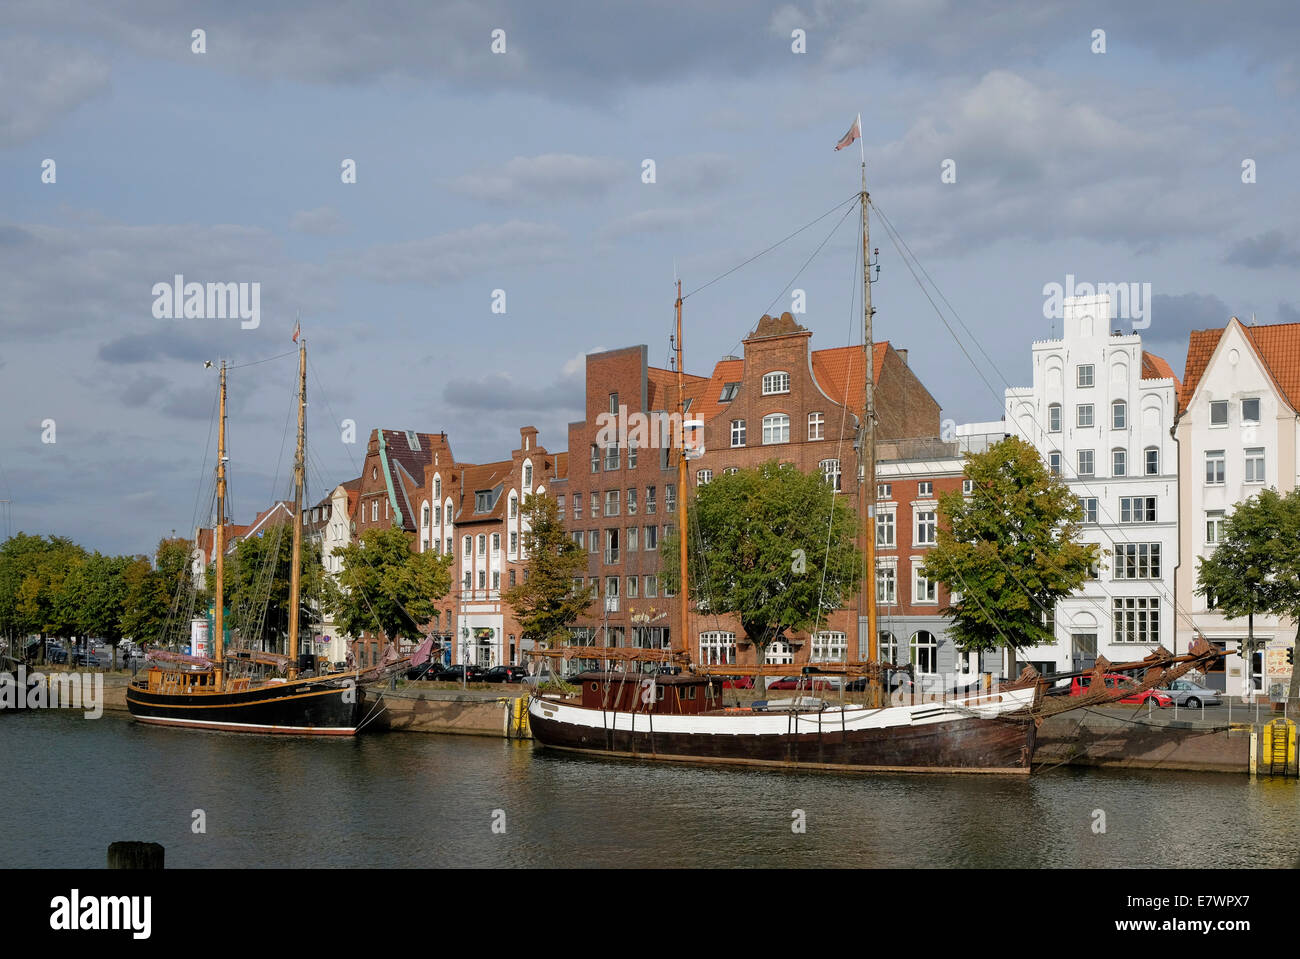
[1006,295,1179,675]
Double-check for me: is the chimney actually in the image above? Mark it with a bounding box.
[897,348,908,367]
[521,426,539,451]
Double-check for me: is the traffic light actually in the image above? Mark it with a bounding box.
[1288,647,1294,667]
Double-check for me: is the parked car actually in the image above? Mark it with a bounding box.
[768,675,842,691]
[1159,679,1222,708]
[405,660,443,681]
[1070,673,1172,707]
[721,675,754,689]
[430,664,486,682]
[481,665,530,684]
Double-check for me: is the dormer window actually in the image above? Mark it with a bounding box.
[762,372,790,395]
[475,490,492,513]
[719,382,740,402]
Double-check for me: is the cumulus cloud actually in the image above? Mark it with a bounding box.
[289,206,347,236]
[349,220,568,285]
[1224,230,1300,269]
[449,154,623,204]
[0,36,110,145]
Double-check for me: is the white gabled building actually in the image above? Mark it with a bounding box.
[1173,317,1300,699]
[1005,294,1181,676]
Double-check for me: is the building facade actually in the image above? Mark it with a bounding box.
[1005,294,1181,676]
[1174,317,1300,697]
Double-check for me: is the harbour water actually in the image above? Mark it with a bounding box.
[4,710,1297,868]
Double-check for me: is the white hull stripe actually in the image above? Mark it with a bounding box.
[134,715,357,734]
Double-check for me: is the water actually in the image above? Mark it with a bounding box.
[4,710,1296,868]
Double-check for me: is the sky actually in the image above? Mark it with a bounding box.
[1,0,1298,556]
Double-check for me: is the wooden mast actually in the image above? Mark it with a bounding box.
[675,279,689,665]
[860,162,879,706]
[214,361,227,688]
[287,338,307,677]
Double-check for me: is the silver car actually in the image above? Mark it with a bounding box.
[1162,679,1221,708]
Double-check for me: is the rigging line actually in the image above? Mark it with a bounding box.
[868,200,1197,639]
[681,193,859,301]
[226,349,298,371]
[760,201,859,321]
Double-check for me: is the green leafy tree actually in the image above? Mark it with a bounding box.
[330,526,452,648]
[1195,487,1300,703]
[216,527,332,651]
[0,534,83,661]
[13,537,86,662]
[502,493,592,649]
[659,462,861,666]
[121,539,197,652]
[65,552,134,668]
[921,436,1098,670]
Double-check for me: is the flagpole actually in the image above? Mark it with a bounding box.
[857,112,864,167]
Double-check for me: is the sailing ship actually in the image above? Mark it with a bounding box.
[127,338,410,735]
[528,155,1220,773]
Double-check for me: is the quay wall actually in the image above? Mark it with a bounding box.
[1035,712,1250,773]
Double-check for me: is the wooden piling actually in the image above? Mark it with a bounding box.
[107,841,164,869]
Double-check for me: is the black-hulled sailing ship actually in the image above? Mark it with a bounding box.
[127,337,409,735]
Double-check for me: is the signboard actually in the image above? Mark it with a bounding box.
[1266,646,1291,679]
[191,620,210,658]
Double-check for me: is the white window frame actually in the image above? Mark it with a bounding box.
[1244,447,1265,484]
[730,419,746,448]
[808,412,824,441]
[913,565,938,604]
[876,509,896,549]
[811,631,847,663]
[914,509,937,547]
[1078,449,1094,476]
[1076,404,1094,428]
[762,413,790,445]
[762,371,790,395]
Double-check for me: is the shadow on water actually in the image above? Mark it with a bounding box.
[4,711,1296,867]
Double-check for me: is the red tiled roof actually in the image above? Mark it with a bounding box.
[1140,350,1181,392]
[1179,320,1300,415]
[455,460,513,523]
[692,358,744,423]
[551,451,569,481]
[648,365,708,413]
[810,343,888,409]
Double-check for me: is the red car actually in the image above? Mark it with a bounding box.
[768,675,840,691]
[721,676,754,689]
[1070,673,1172,707]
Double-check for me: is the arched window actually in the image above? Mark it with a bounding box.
[820,459,841,490]
[762,413,790,445]
[762,371,790,395]
[764,639,793,665]
[522,460,533,490]
[1112,400,1127,430]
[909,630,938,674]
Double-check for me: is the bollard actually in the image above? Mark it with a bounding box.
[108,841,164,869]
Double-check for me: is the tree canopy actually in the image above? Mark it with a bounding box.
[921,436,1098,654]
[501,493,592,648]
[329,525,451,645]
[215,524,333,648]
[659,462,861,659]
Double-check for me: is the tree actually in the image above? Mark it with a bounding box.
[218,527,332,652]
[659,462,861,666]
[502,493,592,650]
[330,526,452,649]
[12,537,86,663]
[121,539,197,653]
[66,552,133,668]
[0,534,83,661]
[1195,487,1300,705]
[921,436,1098,671]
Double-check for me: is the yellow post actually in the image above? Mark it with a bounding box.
[1249,726,1258,778]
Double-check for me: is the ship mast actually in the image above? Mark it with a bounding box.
[675,280,689,666]
[214,361,227,688]
[287,338,307,677]
[860,163,879,706]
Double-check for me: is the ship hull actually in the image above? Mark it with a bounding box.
[126,678,373,735]
[529,695,1036,774]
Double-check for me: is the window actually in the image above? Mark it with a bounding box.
[877,567,896,604]
[812,632,847,663]
[914,566,938,603]
[1114,543,1161,580]
[723,467,738,475]
[422,505,430,526]
[509,531,518,554]
[626,576,638,598]
[1078,449,1094,476]
[1112,400,1127,430]
[1206,511,1225,544]
[645,525,658,550]
[910,630,938,672]
[1145,447,1159,475]
[915,510,937,546]
[645,487,656,514]
[477,569,486,589]
[1112,449,1126,476]
[475,490,492,512]
[1079,496,1098,524]
[762,413,790,444]
[1119,496,1156,523]
[1242,398,1260,423]
[509,570,516,587]
[879,632,898,665]
[627,526,638,551]
[604,528,619,564]
[644,574,657,597]
[1048,403,1061,433]
[555,496,564,514]
[962,479,974,495]
[1049,452,1061,476]
[697,469,712,486]
[665,484,676,514]
[588,531,599,554]
[627,488,637,514]
[434,505,442,525]
[918,481,933,496]
[1077,364,1094,388]
[731,419,746,447]
[434,477,442,499]
[762,371,790,395]
[1209,400,1228,426]
[463,572,471,590]
[605,445,620,471]
[1245,447,1265,484]
[627,442,637,469]
[609,392,619,415]
[1114,597,1160,644]
[876,510,895,548]
[445,537,452,554]
[605,489,620,515]
[1205,450,1225,485]
[590,494,599,517]
[1077,404,1094,428]
[820,459,840,491]
[700,631,737,666]
[371,501,378,522]
[808,412,824,441]
[463,536,471,557]
[719,382,740,403]
[523,464,532,489]
[573,493,582,519]
[877,483,892,499]
[492,570,500,590]
[477,534,486,556]
[491,532,500,553]
[591,444,600,473]
[604,576,619,611]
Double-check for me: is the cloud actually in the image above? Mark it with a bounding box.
[120,373,169,407]
[1223,230,1300,269]
[601,205,716,241]
[1278,302,1300,324]
[349,220,568,285]
[289,207,347,236]
[443,348,591,414]
[0,36,110,145]
[449,154,623,204]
